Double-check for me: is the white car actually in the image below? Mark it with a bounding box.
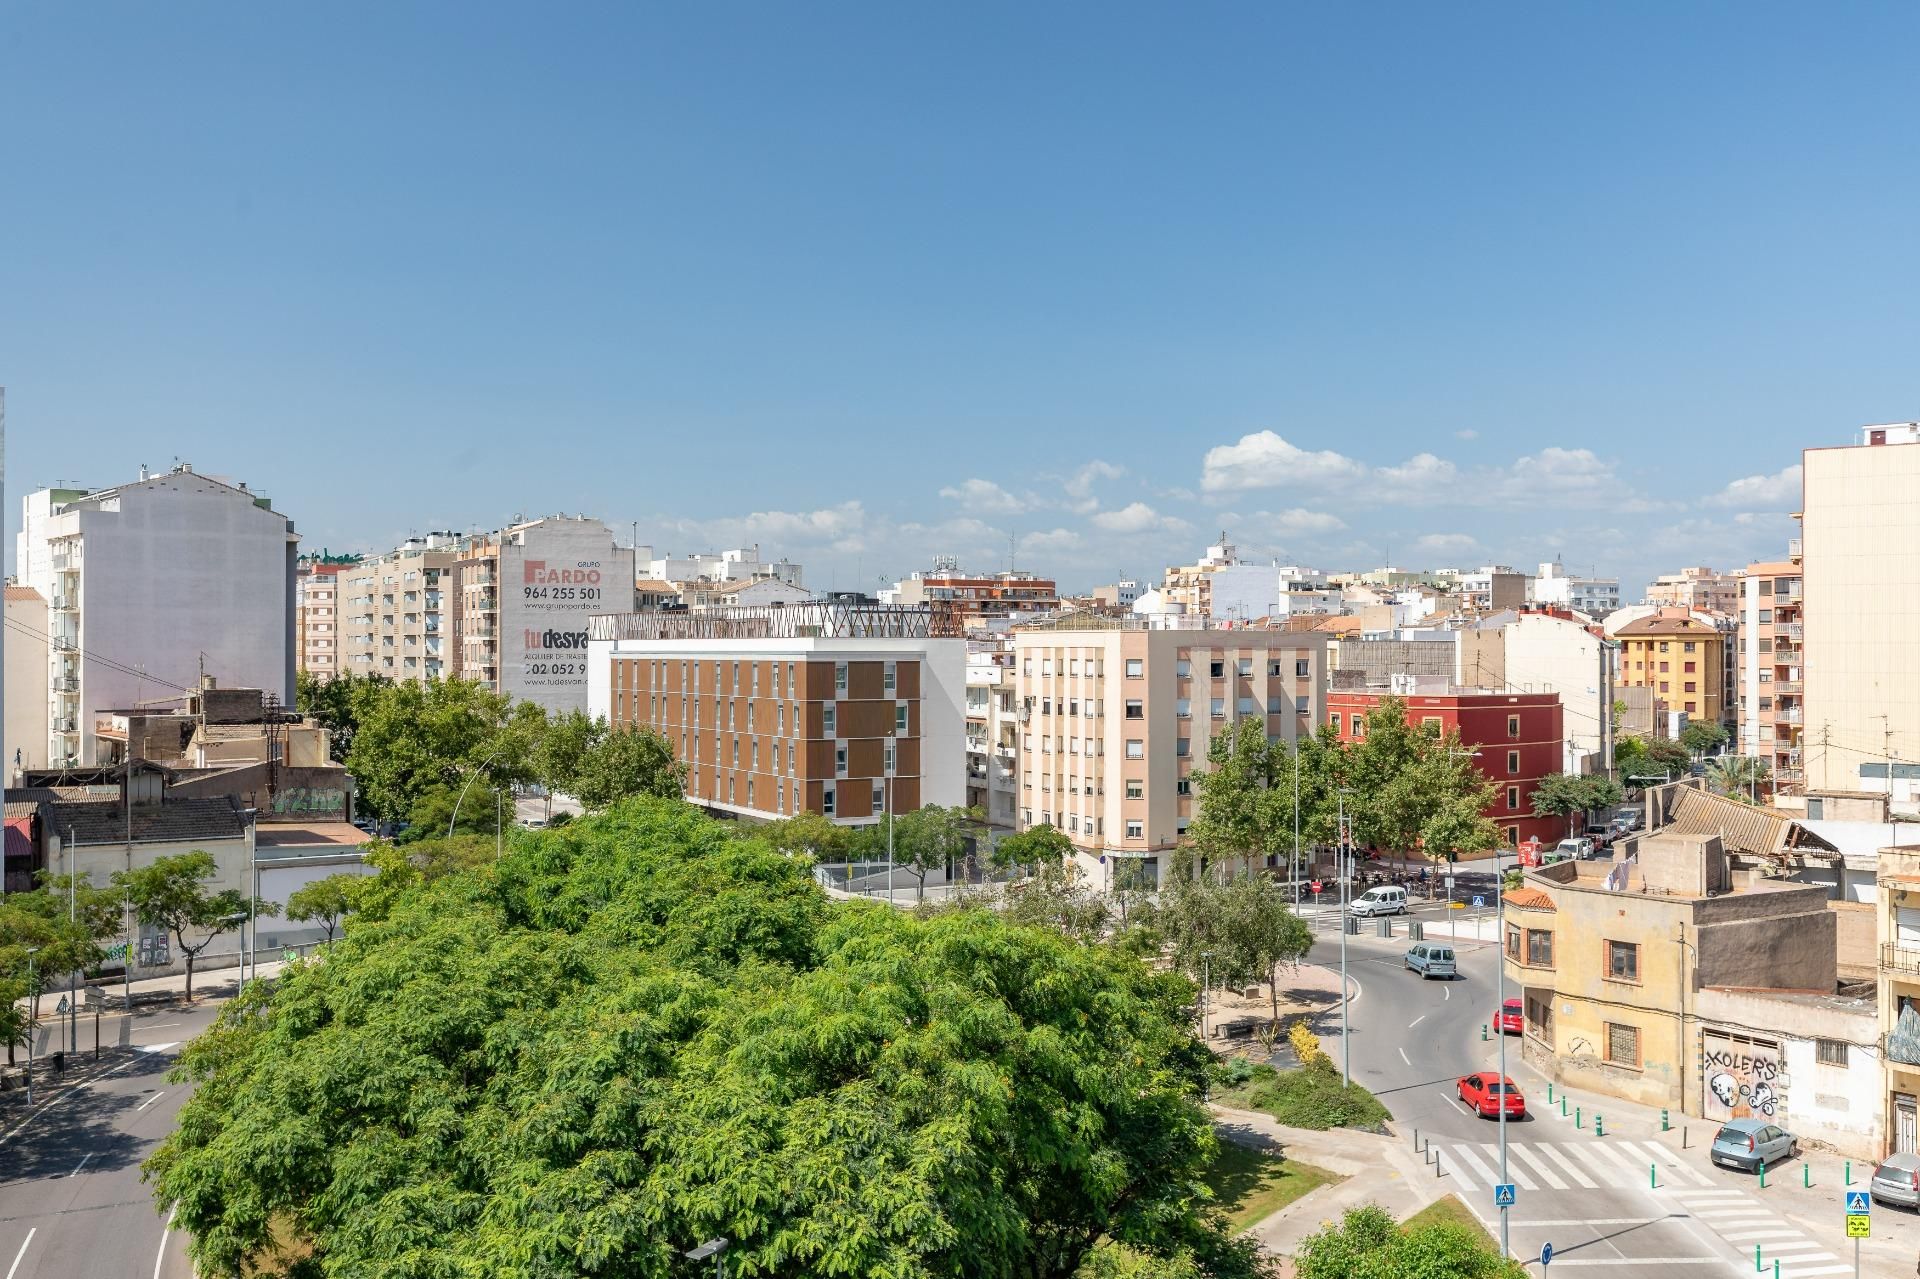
[1553,837,1595,861]
[1348,886,1409,917]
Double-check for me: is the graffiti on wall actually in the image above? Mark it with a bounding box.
[269,787,347,817]
[1702,1035,1783,1120]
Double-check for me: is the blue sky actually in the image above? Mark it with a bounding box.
[5,3,1916,595]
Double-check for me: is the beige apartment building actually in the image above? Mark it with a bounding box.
[294,556,357,682]
[1737,554,1804,792]
[1011,618,1327,887]
[1804,424,1920,808]
[587,603,964,824]
[340,537,460,683]
[1646,566,1741,617]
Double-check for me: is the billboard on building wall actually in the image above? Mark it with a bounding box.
[499,523,634,714]
[1701,1031,1784,1122]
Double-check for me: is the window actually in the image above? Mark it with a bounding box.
[1296,659,1310,678]
[1507,750,1520,775]
[1506,928,1521,960]
[1350,713,1365,736]
[883,739,895,773]
[1329,711,1341,729]
[1042,697,1053,716]
[883,662,897,694]
[1208,659,1224,678]
[1606,940,1640,982]
[1507,715,1521,738]
[1815,1039,1848,1067]
[1237,658,1252,676]
[1683,641,1698,652]
[1211,697,1226,718]
[1069,659,1079,676]
[1176,738,1190,757]
[1267,696,1283,713]
[1659,681,1670,693]
[1042,658,1053,676]
[1526,929,1553,967]
[835,746,848,777]
[823,703,836,735]
[835,661,848,693]
[895,704,909,734]
[773,663,782,697]
[1126,739,1145,759]
[1506,785,1520,810]
[1125,699,1143,719]
[1125,658,1143,678]
[1176,777,1191,796]
[1684,682,1697,693]
[823,785,836,816]
[1125,779,1143,799]
[1683,661,1697,674]
[774,741,783,773]
[1268,660,1282,677]
[1125,820,1144,840]
[1604,1022,1640,1067]
[1176,659,1191,678]
[1176,698,1191,719]
[1068,815,1078,833]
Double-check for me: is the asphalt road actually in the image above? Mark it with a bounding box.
[0,1001,225,1279]
[1308,929,1811,1275]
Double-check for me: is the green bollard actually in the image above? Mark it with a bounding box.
[1753,1244,1761,1272]
[1650,1162,1658,1189]
[1803,1164,1811,1188]
[1758,1161,1767,1189]
[1846,1160,1853,1186]
[1548,1082,1555,1104]
[1482,1024,1489,1041]
[1661,1108,1670,1131]
[1576,1105,1583,1129]
[1560,1097,1569,1117]
[1596,1114,1605,1137]
[1773,1262,1779,1279]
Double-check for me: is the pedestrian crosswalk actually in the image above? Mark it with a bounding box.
[1665,1188,1852,1277]
[1435,1136,1717,1191]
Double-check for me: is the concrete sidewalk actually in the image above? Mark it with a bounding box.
[1210,1105,1446,1260]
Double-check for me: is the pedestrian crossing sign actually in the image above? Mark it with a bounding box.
[1846,1190,1870,1212]
[1493,1183,1516,1207]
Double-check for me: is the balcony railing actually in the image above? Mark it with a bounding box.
[1780,622,1803,640]
[1883,943,1920,977]
[52,676,77,693]
[1773,680,1802,694]
[52,636,76,652]
[1777,707,1803,724]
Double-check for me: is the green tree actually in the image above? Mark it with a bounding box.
[147,798,1257,1279]
[1681,720,1729,757]
[890,804,979,900]
[400,779,510,843]
[1343,699,1435,853]
[991,822,1074,876]
[1413,734,1500,866]
[1,873,128,1020]
[1160,871,1312,1026]
[1189,717,1281,875]
[532,707,605,797]
[754,809,848,861]
[284,874,359,945]
[1296,1205,1525,1279]
[572,724,686,809]
[1705,755,1770,801]
[345,678,543,821]
[1530,773,1624,839]
[343,834,496,925]
[113,852,276,1001]
[1001,856,1111,943]
[294,670,390,762]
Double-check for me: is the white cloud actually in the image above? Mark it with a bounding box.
[1707,464,1802,510]
[1375,452,1460,495]
[733,500,866,544]
[1257,507,1347,533]
[1455,428,1479,441]
[1499,447,1612,493]
[938,477,1028,515]
[1200,431,1367,493]
[1065,459,1125,500]
[1092,501,1186,534]
[1022,527,1083,552]
[1414,532,1481,557]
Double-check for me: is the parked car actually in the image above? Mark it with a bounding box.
[1583,825,1616,848]
[1458,1073,1526,1119]
[1553,837,1595,861]
[1612,809,1644,832]
[1496,997,1523,1035]
[1404,943,1457,979]
[1870,1153,1920,1209]
[1709,1118,1797,1172]
[1349,886,1409,917]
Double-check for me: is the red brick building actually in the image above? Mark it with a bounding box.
[1326,689,1564,847]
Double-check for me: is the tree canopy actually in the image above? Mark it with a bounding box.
[149,799,1259,1279]
[114,851,275,1000]
[1680,720,1729,757]
[1529,773,1625,838]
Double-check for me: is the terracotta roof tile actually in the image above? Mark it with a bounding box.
[1504,887,1556,911]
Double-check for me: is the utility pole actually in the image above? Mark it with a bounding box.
[1494,841,1509,1261]
[1336,788,1352,1087]
[1292,743,1302,913]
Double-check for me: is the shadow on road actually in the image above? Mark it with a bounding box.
[0,1047,180,1189]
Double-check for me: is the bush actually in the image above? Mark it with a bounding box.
[1288,1018,1325,1068]
[1245,1058,1389,1131]
[1296,1205,1524,1279]
[1218,1054,1259,1087]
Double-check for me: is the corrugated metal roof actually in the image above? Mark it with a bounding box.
[1663,789,1838,857]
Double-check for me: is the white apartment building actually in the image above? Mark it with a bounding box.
[1502,611,1611,773]
[965,638,1020,829]
[1012,619,1327,887]
[638,544,803,588]
[1803,423,1920,808]
[341,538,459,683]
[1530,558,1620,617]
[5,586,49,776]
[295,559,354,682]
[17,466,298,767]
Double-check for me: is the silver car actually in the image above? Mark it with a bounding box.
[1404,943,1457,979]
[1871,1152,1920,1209]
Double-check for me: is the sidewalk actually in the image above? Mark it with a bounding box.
[1210,1105,1444,1259]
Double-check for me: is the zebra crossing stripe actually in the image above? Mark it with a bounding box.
[1574,1138,1642,1182]
[1531,1142,1600,1189]
[1506,1143,1569,1190]
[1483,1144,1538,1190]
[1617,1138,1712,1186]
[1445,1143,1501,1190]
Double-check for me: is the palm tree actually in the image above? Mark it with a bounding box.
[1704,755,1770,802]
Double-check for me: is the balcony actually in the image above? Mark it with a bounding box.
[1780,622,1803,641]
[50,594,75,612]
[52,676,77,693]
[1884,944,1920,977]
[1773,680,1802,695]
[1777,767,1803,783]
[1777,707,1803,724]
[53,718,77,734]
[52,636,76,652]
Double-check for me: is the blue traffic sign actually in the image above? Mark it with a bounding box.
[1472,895,1486,907]
[1846,1190,1871,1212]
[1494,1183,1516,1207]
[1541,1242,1553,1267]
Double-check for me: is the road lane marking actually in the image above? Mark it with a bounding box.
[1507,1143,1568,1189]
[1408,1015,1425,1028]
[1536,1260,1722,1267]
[68,1152,93,1177]
[153,1205,175,1279]
[5,1230,34,1279]
[1444,986,1450,1000]
[1717,1227,1806,1240]
[134,1091,165,1113]
[1509,1219,1658,1226]
[1481,1143,1536,1190]
[0,1046,175,1148]
[1576,1139,1641,1182]
[1531,1142,1599,1189]
[1445,1144,1499,1190]
[1398,1047,1410,1065]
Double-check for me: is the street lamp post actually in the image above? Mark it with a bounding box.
[23,946,37,1106]
[685,1237,730,1279]
[1493,841,1510,1261]
[1291,744,1302,912]
[1442,748,1482,908]
[450,730,517,841]
[1336,787,1353,1087]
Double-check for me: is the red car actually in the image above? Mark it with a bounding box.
[1458,1073,1526,1119]
[1497,997,1523,1035]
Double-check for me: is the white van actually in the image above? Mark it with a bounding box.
[1348,885,1409,917]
